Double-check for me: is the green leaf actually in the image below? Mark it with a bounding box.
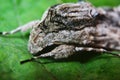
[0,0,120,80]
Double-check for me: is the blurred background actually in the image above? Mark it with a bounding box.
[0,0,120,80]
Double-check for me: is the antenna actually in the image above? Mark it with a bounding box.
[20,58,35,64]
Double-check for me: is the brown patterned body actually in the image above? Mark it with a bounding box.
[28,3,120,59]
[1,2,119,61]
[38,2,98,33]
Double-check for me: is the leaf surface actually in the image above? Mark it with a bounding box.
[0,0,120,80]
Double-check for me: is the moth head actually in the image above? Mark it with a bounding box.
[28,25,44,54]
[28,25,57,55]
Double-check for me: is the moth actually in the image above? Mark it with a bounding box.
[0,1,120,64]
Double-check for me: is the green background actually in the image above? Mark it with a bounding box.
[0,0,120,80]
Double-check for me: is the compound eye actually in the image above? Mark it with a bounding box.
[90,9,98,18]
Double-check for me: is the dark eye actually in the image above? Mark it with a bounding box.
[44,25,48,29]
[90,9,98,18]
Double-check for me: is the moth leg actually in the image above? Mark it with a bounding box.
[20,46,120,64]
[75,47,120,57]
[34,46,120,60]
[75,47,106,52]
[0,20,40,35]
[35,45,75,59]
